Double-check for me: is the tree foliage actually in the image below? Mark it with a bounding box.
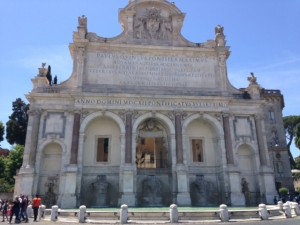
[283,115,300,167]
[0,145,24,188]
[279,187,289,197]
[6,98,29,145]
[0,121,4,144]
[295,123,300,150]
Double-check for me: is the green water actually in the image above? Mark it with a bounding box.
[60,206,258,212]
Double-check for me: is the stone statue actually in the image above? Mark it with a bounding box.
[146,8,161,39]
[215,25,226,46]
[38,63,47,76]
[136,149,145,167]
[44,182,56,208]
[247,72,258,85]
[134,18,147,39]
[53,75,57,85]
[42,62,46,68]
[241,178,251,205]
[93,175,109,206]
[46,65,52,86]
[78,15,87,27]
[160,20,172,40]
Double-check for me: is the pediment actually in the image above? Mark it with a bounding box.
[83,0,216,48]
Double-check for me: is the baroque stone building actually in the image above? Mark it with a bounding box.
[15,0,293,208]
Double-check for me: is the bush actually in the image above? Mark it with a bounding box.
[296,187,300,194]
[279,187,289,197]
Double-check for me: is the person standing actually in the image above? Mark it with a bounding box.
[9,196,21,224]
[32,195,41,222]
[21,195,29,222]
[2,200,9,222]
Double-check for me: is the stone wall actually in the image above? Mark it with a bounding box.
[0,192,13,201]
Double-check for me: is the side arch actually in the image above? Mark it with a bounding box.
[182,113,224,136]
[80,111,125,134]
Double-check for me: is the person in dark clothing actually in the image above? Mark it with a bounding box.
[9,196,20,224]
[273,196,278,205]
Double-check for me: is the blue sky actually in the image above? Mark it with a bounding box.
[0,0,299,157]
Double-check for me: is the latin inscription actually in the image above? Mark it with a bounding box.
[75,99,227,108]
[86,51,217,88]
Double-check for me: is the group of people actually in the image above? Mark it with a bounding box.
[273,194,300,204]
[0,195,41,224]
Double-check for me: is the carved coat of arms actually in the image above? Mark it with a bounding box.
[146,8,161,39]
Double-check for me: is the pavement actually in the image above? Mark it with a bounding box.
[7,216,299,225]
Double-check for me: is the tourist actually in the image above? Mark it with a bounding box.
[2,200,8,222]
[9,196,21,224]
[32,195,41,222]
[273,196,277,205]
[20,195,29,222]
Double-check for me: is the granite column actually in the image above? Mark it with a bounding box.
[175,111,183,164]
[222,112,234,164]
[125,110,133,164]
[70,111,81,164]
[255,114,267,166]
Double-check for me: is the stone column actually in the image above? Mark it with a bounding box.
[70,110,81,164]
[255,114,267,166]
[125,110,133,164]
[222,112,234,164]
[22,109,42,168]
[174,111,183,164]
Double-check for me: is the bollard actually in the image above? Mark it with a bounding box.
[278,201,283,211]
[219,204,229,222]
[51,205,59,221]
[283,202,292,218]
[170,204,178,223]
[39,205,46,220]
[79,205,87,223]
[258,204,269,220]
[120,204,128,224]
[291,202,300,216]
[27,205,33,218]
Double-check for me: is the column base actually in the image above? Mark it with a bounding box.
[230,192,246,206]
[120,193,136,206]
[176,193,191,206]
[60,194,77,208]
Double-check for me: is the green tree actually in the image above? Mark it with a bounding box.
[279,187,289,197]
[283,116,300,168]
[295,156,300,170]
[0,121,4,144]
[4,145,24,184]
[6,98,29,145]
[295,123,300,150]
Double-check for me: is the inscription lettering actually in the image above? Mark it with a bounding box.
[86,51,217,88]
[75,98,227,108]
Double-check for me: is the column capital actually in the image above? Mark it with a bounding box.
[254,113,266,121]
[27,109,43,116]
[222,111,232,118]
[68,108,81,115]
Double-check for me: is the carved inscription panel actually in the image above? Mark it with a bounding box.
[86,51,218,89]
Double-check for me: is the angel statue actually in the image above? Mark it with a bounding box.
[78,15,87,27]
[215,25,226,46]
[247,72,258,85]
[160,20,172,39]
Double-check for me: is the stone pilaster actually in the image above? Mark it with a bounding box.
[125,110,133,164]
[22,109,42,169]
[70,110,81,164]
[174,110,183,164]
[255,114,267,166]
[222,112,234,164]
